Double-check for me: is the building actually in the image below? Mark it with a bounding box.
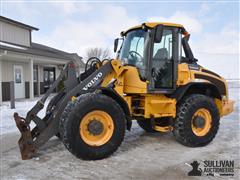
[0,16,84,103]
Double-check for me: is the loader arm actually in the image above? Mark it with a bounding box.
[14,60,114,160]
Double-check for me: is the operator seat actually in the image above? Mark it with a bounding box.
[152,48,172,88]
[154,48,168,60]
[152,48,168,69]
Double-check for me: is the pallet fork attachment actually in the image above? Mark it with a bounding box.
[13,60,113,160]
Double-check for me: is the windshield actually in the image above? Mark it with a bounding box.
[119,29,150,79]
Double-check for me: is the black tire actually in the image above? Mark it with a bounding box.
[136,118,156,133]
[60,93,126,160]
[173,94,220,147]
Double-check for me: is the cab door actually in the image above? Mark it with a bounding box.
[148,27,179,93]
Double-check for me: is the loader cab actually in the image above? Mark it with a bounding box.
[117,23,182,94]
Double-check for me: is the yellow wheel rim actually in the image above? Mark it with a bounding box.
[191,108,212,137]
[80,110,114,146]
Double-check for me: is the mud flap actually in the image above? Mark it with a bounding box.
[14,113,36,160]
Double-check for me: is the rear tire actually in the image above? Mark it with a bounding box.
[173,94,220,147]
[60,93,125,160]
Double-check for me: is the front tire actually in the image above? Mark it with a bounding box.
[60,93,125,160]
[173,94,220,147]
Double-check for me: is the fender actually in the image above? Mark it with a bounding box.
[98,87,132,130]
[170,82,222,102]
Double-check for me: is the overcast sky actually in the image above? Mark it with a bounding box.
[1,1,239,79]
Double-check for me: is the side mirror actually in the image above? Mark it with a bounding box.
[114,38,119,52]
[154,25,164,43]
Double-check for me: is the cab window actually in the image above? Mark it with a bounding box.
[151,29,173,88]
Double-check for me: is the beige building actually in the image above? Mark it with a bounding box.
[0,16,84,103]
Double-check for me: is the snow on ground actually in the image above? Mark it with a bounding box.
[0,82,239,179]
[0,95,54,135]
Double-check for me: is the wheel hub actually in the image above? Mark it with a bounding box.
[192,116,205,128]
[87,119,104,136]
[80,110,114,146]
[191,108,212,137]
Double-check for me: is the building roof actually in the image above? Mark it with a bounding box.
[0,16,84,66]
[0,16,39,31]
[0,41,83,65]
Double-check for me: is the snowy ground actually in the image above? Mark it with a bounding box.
[0,82,239,180]
[0,96,52,135]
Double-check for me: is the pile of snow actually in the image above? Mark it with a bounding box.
[0,96,51,135]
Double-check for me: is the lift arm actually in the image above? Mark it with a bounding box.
[14,60,114,160]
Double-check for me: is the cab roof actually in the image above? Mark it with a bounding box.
[122,22,186,36]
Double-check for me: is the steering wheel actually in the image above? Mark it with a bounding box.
[129,51,143,62]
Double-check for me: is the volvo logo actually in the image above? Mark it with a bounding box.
[83,72,103,90]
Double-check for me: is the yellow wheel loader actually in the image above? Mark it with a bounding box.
[14,22,234,160]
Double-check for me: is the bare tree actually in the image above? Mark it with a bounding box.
[86,47,111,60]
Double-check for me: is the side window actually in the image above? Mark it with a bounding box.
[33,65,38,82]
[151,29,173,89]
[178,33,182,61]
[153,30,172,60]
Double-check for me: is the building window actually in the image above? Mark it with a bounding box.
[15,68,22,83]
[33,65,38,82]
[43,67,56,93]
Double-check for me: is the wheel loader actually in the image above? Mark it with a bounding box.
[14,22,234,160]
